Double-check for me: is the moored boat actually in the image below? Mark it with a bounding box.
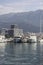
[27,34,37,43]
[14,37,22,43]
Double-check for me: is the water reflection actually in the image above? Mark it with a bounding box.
[0,42,43,65]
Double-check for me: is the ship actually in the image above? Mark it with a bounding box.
[27,33,37,43]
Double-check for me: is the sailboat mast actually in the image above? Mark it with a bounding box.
[40,14,42,34]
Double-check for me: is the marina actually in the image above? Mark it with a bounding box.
[0,24,42,43]
[0,0,43,65]
[0,24,43,65]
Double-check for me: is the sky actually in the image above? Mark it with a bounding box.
[0,0,43,15]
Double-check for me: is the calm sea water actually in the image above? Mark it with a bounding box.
[0,42,43,65]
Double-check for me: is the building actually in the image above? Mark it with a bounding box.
[5,24,24,38]
[11,24,23,38]
[5,29,14,38]
[14,28,23,38]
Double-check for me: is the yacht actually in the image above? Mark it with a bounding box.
[14,37,22,43]
[27,34,37,43]
[39,36,43,43]
[39,38,43,43]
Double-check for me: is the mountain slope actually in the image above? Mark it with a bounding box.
[0,10,43,32]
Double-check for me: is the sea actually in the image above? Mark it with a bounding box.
[0,42,43,65]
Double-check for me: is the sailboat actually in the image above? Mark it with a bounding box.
[39,14,43,43]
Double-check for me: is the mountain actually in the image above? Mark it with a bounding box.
[0,10,43,32]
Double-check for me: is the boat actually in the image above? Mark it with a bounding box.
[22,38,27,43]
[27,34,37,43]
[40,39,43,43]
[0,35,7,43]
[39,15,43,43]
[39,37,43,43]
[14,37,22,43]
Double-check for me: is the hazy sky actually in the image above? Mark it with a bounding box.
[0,0,43,14]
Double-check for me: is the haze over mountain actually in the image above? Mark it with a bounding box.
[0,10,43,32]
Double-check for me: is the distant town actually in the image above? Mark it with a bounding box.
[0,24,43,43]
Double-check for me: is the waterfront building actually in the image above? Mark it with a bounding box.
[13,28,23,38]
[5,24,24,38]
[5,29,14,38]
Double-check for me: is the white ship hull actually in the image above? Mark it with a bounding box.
[29,35,37,43]
[39,39,43,43]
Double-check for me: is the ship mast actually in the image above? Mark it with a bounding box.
[40,13,42,34]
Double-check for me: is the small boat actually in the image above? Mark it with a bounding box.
[14,37,22,43]
[27,38,36,43]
